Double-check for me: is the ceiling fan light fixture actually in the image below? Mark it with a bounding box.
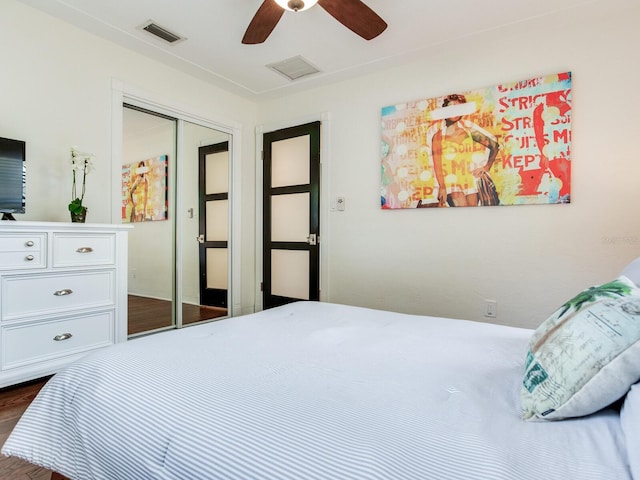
[274,0,319,12]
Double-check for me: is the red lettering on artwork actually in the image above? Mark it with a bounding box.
[501,116,532,131]
[512,156,523,168]
[517,136,537,149]
[498,96,510,111]
[502,155,538,170]
[412,186,434,201]
[553,129,571,143]
[497,89,571,114]
[497,78,543,93]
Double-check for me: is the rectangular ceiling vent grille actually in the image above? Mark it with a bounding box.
[140,20,185,44]
[267,56,321,81]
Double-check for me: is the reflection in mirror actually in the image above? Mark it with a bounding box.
[181,121,231,324]
[122,105,177,335]
[123,107,232,336]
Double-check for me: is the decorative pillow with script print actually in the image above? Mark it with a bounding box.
[521,275,640,421]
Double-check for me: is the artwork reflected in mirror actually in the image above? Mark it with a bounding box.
[121,155,168,223]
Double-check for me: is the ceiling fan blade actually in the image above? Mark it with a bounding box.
[242,0,285,45]
[318,0,387,40]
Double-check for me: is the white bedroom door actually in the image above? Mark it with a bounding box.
[262,121,321,309]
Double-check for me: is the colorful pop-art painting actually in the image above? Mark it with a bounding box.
[121,155,168,223]
[381,72,572,208]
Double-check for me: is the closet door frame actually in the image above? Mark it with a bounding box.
[111,80,242,320]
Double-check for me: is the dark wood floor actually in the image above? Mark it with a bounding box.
[128,295,227,335]
[0,378,51,479]
[0,296,227,478]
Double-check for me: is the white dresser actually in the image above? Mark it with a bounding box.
[0,221,130,388]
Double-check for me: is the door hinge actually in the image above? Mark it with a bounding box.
[261,150,264,161]
[260,282,264,292]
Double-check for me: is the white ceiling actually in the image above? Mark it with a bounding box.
[19,0,595,101]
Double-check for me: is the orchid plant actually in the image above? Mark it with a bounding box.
[69,146,95,216]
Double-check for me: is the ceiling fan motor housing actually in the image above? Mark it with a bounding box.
[288,0,305,11]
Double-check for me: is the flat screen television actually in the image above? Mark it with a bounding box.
[0,136,26,220]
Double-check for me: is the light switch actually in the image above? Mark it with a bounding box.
[336,196,345,211]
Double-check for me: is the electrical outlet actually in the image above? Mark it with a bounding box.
[484,300,497,318]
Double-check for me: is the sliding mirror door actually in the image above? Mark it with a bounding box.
[122,105,232,336]
[123,105,176,335]
[180,122,230,325]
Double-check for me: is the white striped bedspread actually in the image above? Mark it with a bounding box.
[2,301,632,479]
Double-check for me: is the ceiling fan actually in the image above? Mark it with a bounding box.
[242,0,387,45]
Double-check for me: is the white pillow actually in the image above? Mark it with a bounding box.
[621,257,640,286]
[621,383,640,479]
[521,275,640,421]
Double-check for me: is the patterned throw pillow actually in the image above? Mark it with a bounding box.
[521,275,640,421]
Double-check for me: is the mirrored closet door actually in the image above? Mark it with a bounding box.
[122,105,231,337]
[180,121,230,327]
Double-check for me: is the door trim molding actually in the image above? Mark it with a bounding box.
[254,112,331,312]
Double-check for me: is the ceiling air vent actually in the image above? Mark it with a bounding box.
[139,20,185,44]
[267,56,321,81]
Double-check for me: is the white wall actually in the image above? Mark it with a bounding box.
[257,0,640,329]
[5,0,640,329]
[0,0,257,312]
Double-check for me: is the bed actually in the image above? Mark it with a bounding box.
[3,262,640,479]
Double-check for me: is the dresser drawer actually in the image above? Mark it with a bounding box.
[53,233,115,267]
[0,233,46,270]
[2,270,115,320]
[2,311,114,369]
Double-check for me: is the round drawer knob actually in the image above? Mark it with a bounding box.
[25,255,34,261]
[25,241,34,247]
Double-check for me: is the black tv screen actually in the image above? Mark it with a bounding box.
[0,136,26,216]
